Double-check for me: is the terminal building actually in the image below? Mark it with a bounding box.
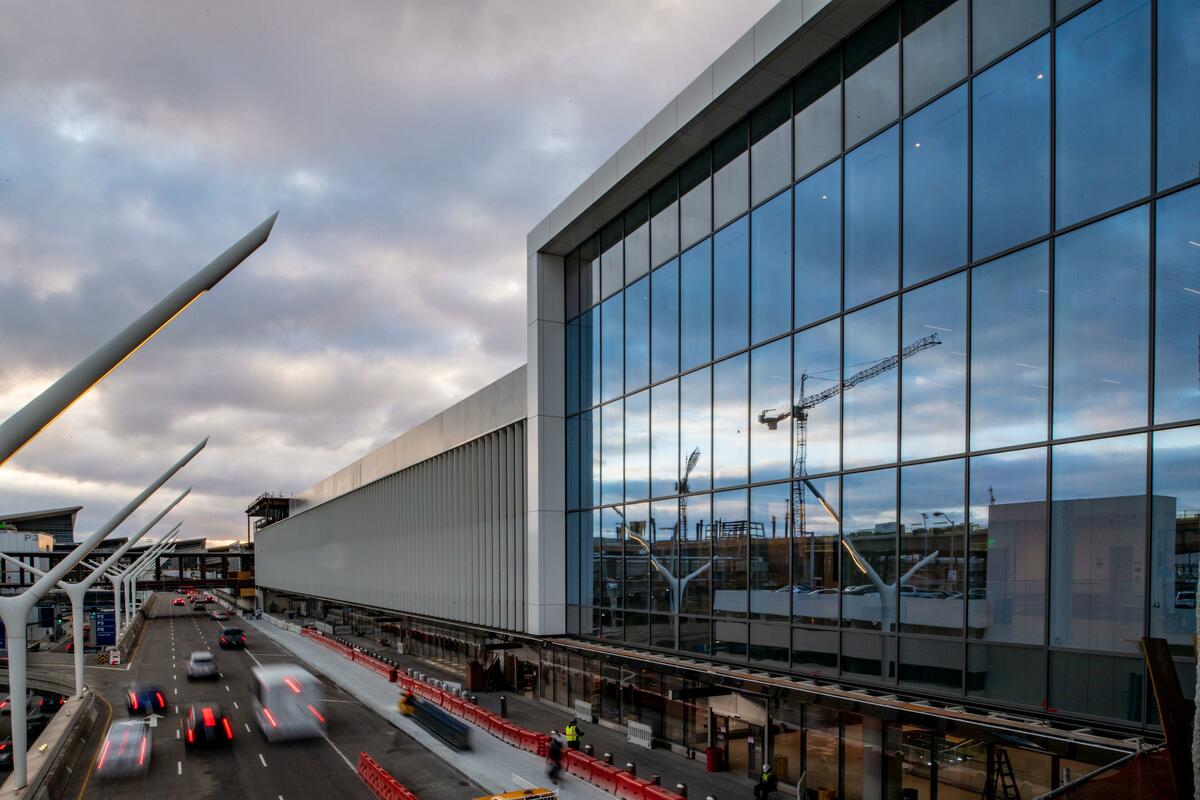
[255,0,1200,794]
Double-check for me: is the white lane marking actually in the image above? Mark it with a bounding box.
[175,705,179,714]
[233,701,239,709]
[177,760,182,775]
[258,753,268,768]
[245,650,263,667]
[224,685,230,692]
[245,722,251,733]
[176,729,180,739]
[174,688,178,695]
[322,734,358,774]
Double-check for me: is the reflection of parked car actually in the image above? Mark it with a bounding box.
[808,588,839,595]
[843,585,879,595]
[1176,591,1196,609]
[773,584,811,593]
[967,587,988,600]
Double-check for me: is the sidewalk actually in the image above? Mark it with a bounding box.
[245,616,613,800]
[340,632,755,800]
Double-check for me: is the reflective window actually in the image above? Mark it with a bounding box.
[600,507,623,623]
[970,448,1047,645]
[600,220,623,299]
[900,637,963,691]
[680,152,712,250]
[650,259,679,384]
[566,414,580,510]
[1154,186,1200,424]
[970,243,1049,450]
[586,508,602,614]
[566,252,580,322]
[713,122,749,230]
[650,499,679,615]
[842,468,897,631]
[972,36,1050,261]
[844,6,900,147]
[793,627,839,676]
[1050,434,1146,653]
[713,489,748,618]
[1056,0,1091,17]
[680,240,712,371]
[750,191,791,343]
[794,319,841,476]
[586,409,599,508]
[713,620,747,657]
[679,493,712,615]
[625,390,650,502]
[601,294,624,402]
[751,90,792,207]
[900,459,965,635]
[1158,0,1200,190]
[650,178,679,268]
[713,216,749,358]
[749,623,789,668]
[750,339,792,484]
[680,367,711,493]
[972,0,1049,70]
[749,483,791,620]
[903,85,967,286]
[583,307,600,409]
[650,380,679,500]
[601,401,623,506]
[842,632,893,682]
[1049,652,1144,723]
[624,502,650,611]
[581,237,600,311]
[902,0,967,112]
[624,200,650,284]
[713,354,749,489]
[566,317,580,415]
[1150,427,1200,655]
[794,475,840,625]
[901,273,966,460]
[1053,206,1149,438]
[794,161,841,327]
[967,644,1046,706]
[625,276,650,392]
[843,299,898,469]
[845,127,899,308]
[1055,0,1151,228]
[794,51,841,180]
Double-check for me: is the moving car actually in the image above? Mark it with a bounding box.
[250,665,325,742]
[205,594,216,603]
[186,651,220,681]
[184,703,234,749]
[218,628,246,650]
[96,720,152,777]
[172,597,186,607]
[126,684,168,715]
[210,610,229,621]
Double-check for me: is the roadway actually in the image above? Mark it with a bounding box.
[61,593,484,800]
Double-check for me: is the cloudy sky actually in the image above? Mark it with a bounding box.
[0,0,777,543]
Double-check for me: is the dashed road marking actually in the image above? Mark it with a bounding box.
[244,722,251,733]
[258,753,268,768]
[176,729,180,739]
[174,688,178,695]
[224,685,230,692]
[177,760,182,775]
[233,701,238,709]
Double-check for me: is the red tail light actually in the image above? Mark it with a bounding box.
[137,735,147,766]
[307,704,325,723]
[97,738,112,769]
[202,708,216,727]
[129,692,138,710]
[222,718,233,739]
[186,728,194,743]
[283,677,302,694]
[263,707,278,728]
[219,637,227,644]
[1,742,8,751]
[156,692,165,708]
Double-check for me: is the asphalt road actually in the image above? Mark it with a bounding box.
[61,593,482,800]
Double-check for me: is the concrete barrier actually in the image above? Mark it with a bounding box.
[0,690,100,800]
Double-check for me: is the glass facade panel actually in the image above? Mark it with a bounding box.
[750,91,792,207]
[679,493,712,615]
[845,127,899,308]
[1053,206,1149,438]
[749,483,791,620]
[601,294,623,402]
[901,273,966,460]
[713,489,748,618]
[903,84,967,285]
[1150,427,1200,656]
[750,339,791,484]
[1050,434,1146,653]
[1055,0,1150,228]
[967,644,1046,706]
[969,448,1047,645]
[567,414,580,509]
[900,637,962,691]
[625,390,649,502]
[712,354,749,489]
[902,0,967,112]
[1154,185,1200,424]
[794,52,841,180]
[680,152,712,250]
[843,299,897,469]
[794,320,841,479]
[794,161,841,328]
[845,7,900,147]
[972,36,1050,260]
[680,240,712,371]
[586,410,599,508]
[713,216,749,358]
[585,307,600,409]
[900,459,965,636]
[566,316,580,416]
[600,507,622,624]
[601,400,623,506]
[601,221,623,299]
[650,380,679,500]
[624,502,650,611]
[972,0,1049,70]
[625,275,650,392]
[1158,0,1200,189]
[750,191,792,343]
[649,499,678,615]
[625,201,650,284]
[713,122,749,230]
[1050,652,1145,722]
[650,259,679,383]
[680,367,712,494]
[794,474,840,625]
[842,468,897,631]
[650,178,679,268]
[792,627,839,674]
[970,243,1049,450]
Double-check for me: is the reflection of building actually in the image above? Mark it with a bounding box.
[257,0,1200,795]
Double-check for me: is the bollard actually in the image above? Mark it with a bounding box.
[676,784,688,798]
[499,696,508,718]
[626,762,636,776]
[650,774,661,786]
[584,743,594,756]
[603,752,613,765]
[470,694,478,704]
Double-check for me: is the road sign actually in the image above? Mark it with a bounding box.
[94,610,116,646]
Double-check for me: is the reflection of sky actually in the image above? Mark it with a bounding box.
[712,354,748,486]
[901,273,966,460]
[1154,185,1200,424]
[843,299,897,468]
[1052,434,1145,500]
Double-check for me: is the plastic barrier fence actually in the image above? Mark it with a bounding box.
[357,751,420,800]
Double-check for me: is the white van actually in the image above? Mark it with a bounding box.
[250,664,325,742]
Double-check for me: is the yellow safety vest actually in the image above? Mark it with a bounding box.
[565,724,578,742]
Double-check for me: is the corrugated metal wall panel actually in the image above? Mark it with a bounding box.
[256,420,527,632]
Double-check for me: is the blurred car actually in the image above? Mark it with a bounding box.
[251,665,324,742]
[172,597,186,607]
[0,738,11,772]
[205,594,216,603]
[210,610,229,621]
[186,651,220,680]
[184,703,234,749]
[126,684,168,715]
[218,628,246,650]
[96,720,152,777]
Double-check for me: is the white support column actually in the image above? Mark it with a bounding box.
[526,249,567,636]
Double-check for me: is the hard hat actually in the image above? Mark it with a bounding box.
[763,763,771,770]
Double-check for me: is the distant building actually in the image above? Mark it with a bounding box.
[0,506,81,546]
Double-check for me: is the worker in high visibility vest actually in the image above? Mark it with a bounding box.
[564,718,582,750]
[754,763,778,800]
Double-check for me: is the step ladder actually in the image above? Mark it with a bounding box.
[981,747,1021,800]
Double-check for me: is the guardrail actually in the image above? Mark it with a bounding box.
[0,691,100,800]
[357,751,421,800]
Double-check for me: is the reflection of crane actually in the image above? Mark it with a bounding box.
[758,333,942,550]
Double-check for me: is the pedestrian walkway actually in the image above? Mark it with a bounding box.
[340,633,756,800]
[245,616,612,800]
